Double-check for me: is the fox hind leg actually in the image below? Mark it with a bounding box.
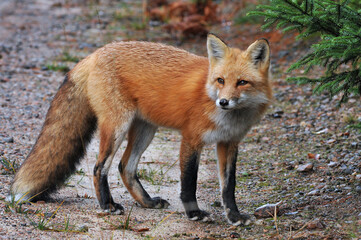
[93,119,132,214]
[119,118,169,209]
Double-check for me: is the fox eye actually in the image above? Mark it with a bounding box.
[237,80,248,86]
[217,78,224,85]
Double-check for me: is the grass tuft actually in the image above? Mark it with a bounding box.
[0,156,18,175]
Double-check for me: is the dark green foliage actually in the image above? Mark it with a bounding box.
[248,0,361,102]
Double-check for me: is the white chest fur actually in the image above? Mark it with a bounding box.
[202,108,260,144]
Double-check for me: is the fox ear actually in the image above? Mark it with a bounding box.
[246,39,270,71]
[207,34,229,63]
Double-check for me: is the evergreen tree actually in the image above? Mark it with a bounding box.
[248,0,361,104]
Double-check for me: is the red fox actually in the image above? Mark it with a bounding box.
[8,34,271,225]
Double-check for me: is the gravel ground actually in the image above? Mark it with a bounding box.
[0,0,360,239]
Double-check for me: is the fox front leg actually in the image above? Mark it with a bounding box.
[179,139,210,222]
[217,142,251,226]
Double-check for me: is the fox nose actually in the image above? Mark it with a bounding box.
[219,99,229,107]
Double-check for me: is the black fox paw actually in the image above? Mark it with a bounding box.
[149,197,170,209]
[102,202,125,215]
[226,210,251,226]
[187,210,212,222]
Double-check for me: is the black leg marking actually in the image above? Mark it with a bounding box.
[99,175,124,214]
[221,149,251,225]
[94,159,124,215]
[222,151,238,213]
[180,151,211,222]
[180,152,198,204]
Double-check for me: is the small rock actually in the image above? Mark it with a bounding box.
[307,189,320,196]
[23,63,36,69]
[296,163,314,172]
[77,224,89,232]
[351,142,360,149]
[314,128,328,135]
[341,165,353,175]
[254,219,264,225]
[271,113,283,118]
[284,211,298,216]
[355,174,361,180]
[226,225,237,231]
[328,161,338,168]
[211,201,221,207]
[355,186,361,194]
[300,121,308,127]
[307,219,325,230]
[254,202,282,219]
[326,139,336,144]
[2,137,14,143]
[229,232,240,238]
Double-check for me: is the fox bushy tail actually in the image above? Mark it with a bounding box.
[10,74,97,201]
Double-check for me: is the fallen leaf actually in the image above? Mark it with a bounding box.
[132,227,150,232]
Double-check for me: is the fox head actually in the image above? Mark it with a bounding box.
[206,34,272,110]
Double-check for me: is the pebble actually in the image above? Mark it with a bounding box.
[296,163,314,172]
[356,186,361,194]
[271,110,283,118]
[327,161,338,167]
[254,219,264,225]
[300,121,308,127]
[341,165,353,175]
[351,142,360,149]
[306,219,325,230]
[307,189,320,196]
[2,137,14,143]
[254,202,282,219]
[77,224,89,232]
[284,211,298,216]
[230,232,240,238]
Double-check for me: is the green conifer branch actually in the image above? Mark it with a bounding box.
[247,0,361,100]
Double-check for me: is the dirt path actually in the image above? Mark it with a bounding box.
[0,1,360,239]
